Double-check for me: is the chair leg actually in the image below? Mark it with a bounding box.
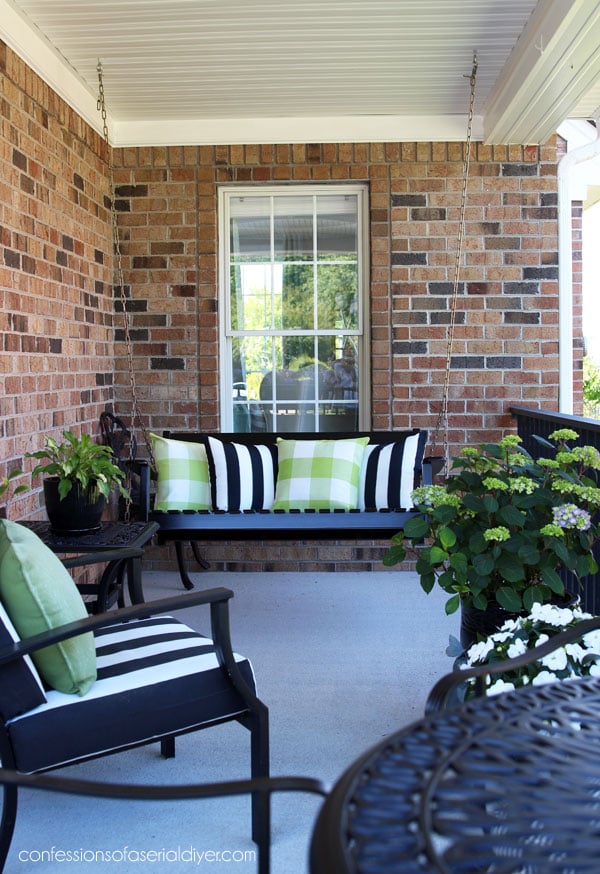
[0,783,18,873]
[174,542,195,591]
[160,736,175,758]
[248,704,270,869]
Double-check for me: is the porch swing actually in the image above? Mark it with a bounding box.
[96,55,478,587]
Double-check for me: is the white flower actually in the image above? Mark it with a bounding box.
[465,639,495,663]
[498,618,521,633]
[564,643,587,663]
[487,679,516,696]
[540,648,568,671]
[532,670,559,686]
[534,633,550,647]
[589,663,600,677]
[530,603,575,627]
[582,630,600,651]
[491,630,516,644]
[507,638,527,659]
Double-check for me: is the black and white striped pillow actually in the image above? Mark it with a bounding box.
[206,436,278,511]
[359,432,426,510]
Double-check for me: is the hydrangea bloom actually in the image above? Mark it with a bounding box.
[385,428,600,617]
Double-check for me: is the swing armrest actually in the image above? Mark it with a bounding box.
[122,458,151,521]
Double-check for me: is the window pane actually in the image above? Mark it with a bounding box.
[281,264,314,330]
[230,196,271,261]
[230,263,274,331]
[317,195,357,260]
[274,196,313,262]
[316,264,358,329]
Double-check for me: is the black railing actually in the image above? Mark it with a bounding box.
[510,407,600,614]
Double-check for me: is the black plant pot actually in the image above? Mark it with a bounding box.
[43,478,105,535]
[459,601,517,651]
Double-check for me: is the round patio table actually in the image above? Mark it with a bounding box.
[310,676,600,873]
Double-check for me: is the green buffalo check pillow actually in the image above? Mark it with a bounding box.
[151,433,212,511]
[273,437,369,511]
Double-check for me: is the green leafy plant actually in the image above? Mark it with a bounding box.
[0,469,27,501]
[26,431,129,501]
[462,602,600,698]
[384,429,600,615]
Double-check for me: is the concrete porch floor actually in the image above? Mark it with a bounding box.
[8,569,459,874]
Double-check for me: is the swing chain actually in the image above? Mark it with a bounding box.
[431,52,478,469]
[96,61,156,492]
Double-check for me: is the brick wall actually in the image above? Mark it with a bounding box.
[110,139,567,571]
[0,42,585,572]
[0,44,114,520]
[112,141,565,459]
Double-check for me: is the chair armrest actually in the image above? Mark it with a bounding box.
[425,615,600,713]
[0,588,234,667]
[122,458,151,521]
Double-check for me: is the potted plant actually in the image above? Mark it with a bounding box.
[26,430,129,534]
[384,429,600,648]
[460,602,600,699]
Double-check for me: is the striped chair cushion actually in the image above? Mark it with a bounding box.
[7,615,255,773]
[0,602,46,721]
[206,436,278,511]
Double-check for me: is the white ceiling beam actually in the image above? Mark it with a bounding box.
[484,0,600,144]
[113,114,484,148]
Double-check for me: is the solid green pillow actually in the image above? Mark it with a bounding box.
[0,520,96,695]
[151,433,212,511]
[273,437,369,510]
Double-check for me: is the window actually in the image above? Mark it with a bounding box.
[218,184,369,432]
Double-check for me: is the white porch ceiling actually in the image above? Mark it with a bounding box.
[1,0,600,146]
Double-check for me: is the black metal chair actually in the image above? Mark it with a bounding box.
[426,615,600,712]
[0,771,329,874]
[0,587,270,872]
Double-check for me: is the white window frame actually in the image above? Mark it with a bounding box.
[218,183,370,432]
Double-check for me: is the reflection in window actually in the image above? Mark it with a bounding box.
[220,185,368,433]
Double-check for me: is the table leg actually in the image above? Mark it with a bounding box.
[126,554,145,605]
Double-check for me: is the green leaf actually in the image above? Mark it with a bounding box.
[420,572,436,594]
[382,545,406,566]
[482,494,499,513]
[497,505,526,527]
[473,553,495,575]
[428,546,449,565]
[496,587,522,612]
[403,515,429,540]
[518,544,540,565]
[496,554,525,583]
[541,566,565,594]
[438,526,456,550]
[445,594,461,615]
[522,585,544,611]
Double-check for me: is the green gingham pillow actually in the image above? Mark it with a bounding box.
[273,437,369,511]
[151,433,212,511]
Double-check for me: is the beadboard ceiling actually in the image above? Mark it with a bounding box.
[1,0,600,146]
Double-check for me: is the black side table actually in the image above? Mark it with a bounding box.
[22,520,159,613]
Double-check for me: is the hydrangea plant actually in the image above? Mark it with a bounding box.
[384,429,600,615]
[461,602,600,697]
